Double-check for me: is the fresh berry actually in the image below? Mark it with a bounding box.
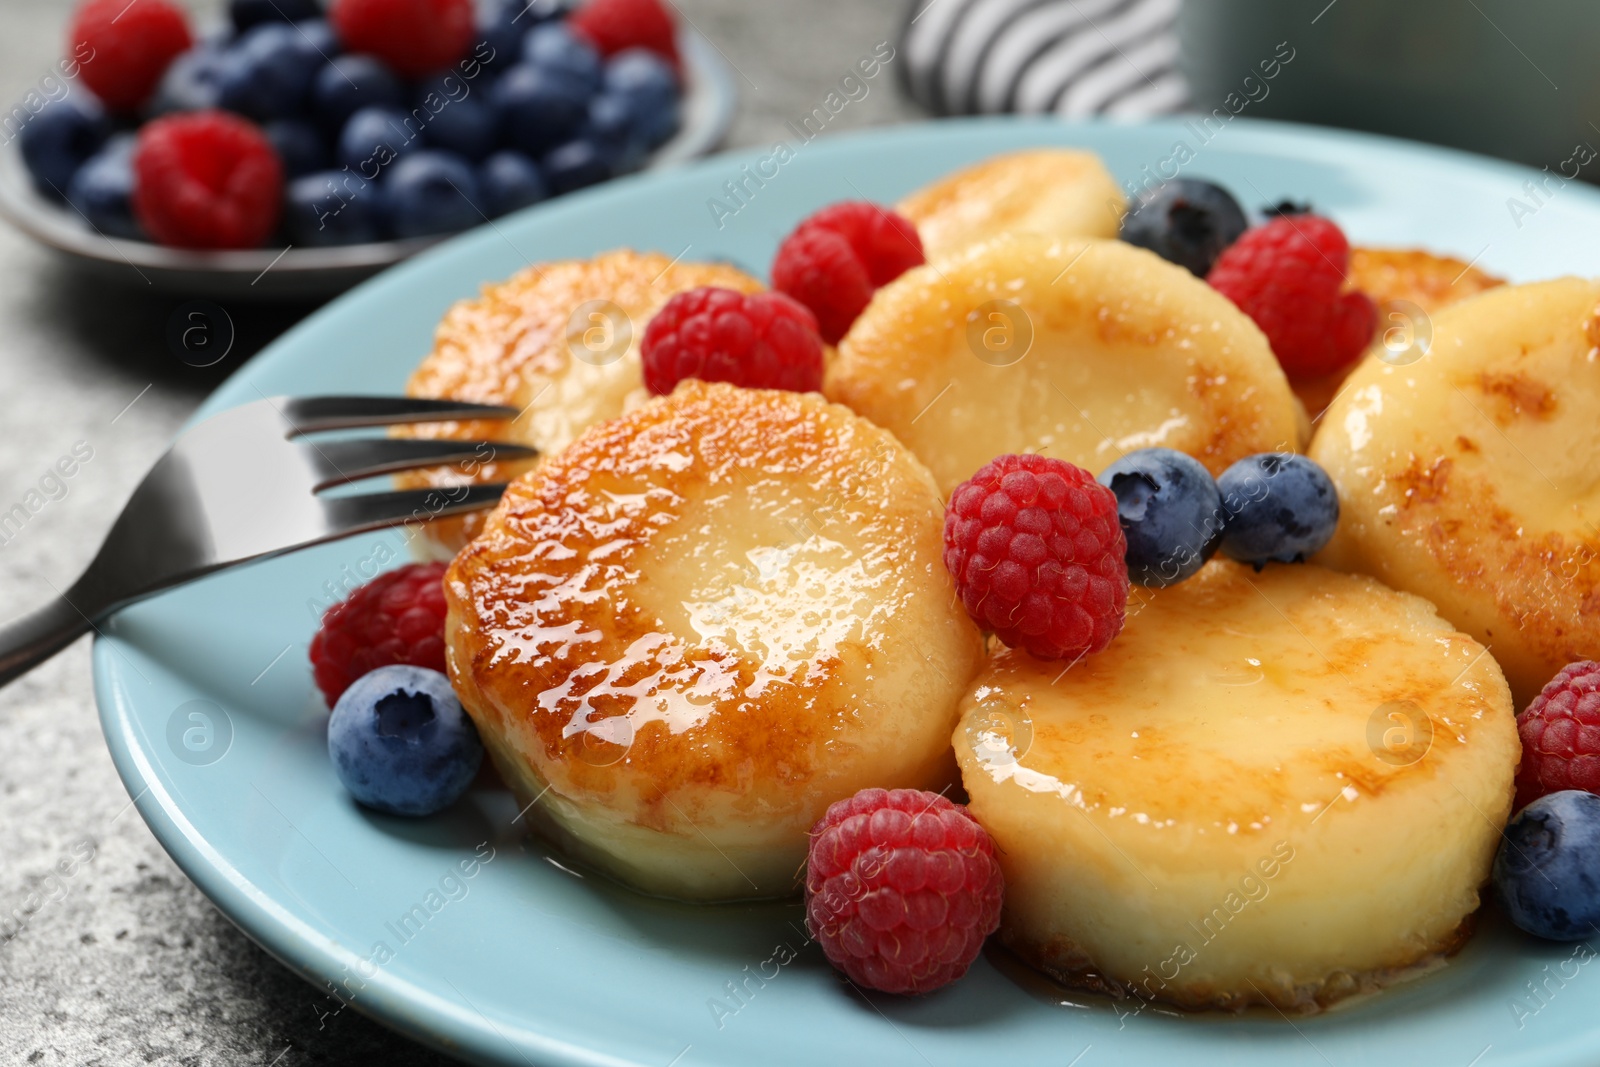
[1216,453,1339,566]
[1098,447,1224,587]
[296,17,339,56]
[384,150,483,237]
[69,0,193,112]
[805,787,1004,994]
[308,561,449,706]
[217,22,325,120]
[17,95,110,198]
[541,138,611,194]
[602,48,679,147]
[1515,662,1600,810]
[943,454,1129,661]
[328,665,484,817]
[479,150,547,216]
[416,87,497,161]
[337,105,420,173]
[1119,177,1248,277]
[1207,214,1378,378]
[581,92,649,172]
[66,132,142,240]
[330,0,474,78]
[569,0,680,70]
[490,64,591,156]
[1494,790,1600,941]
[264,118,327,177]
[522,23,603,93]
[283,169,385,244]
[641,287,825,395]
[474,0,541,74]
[771,201,924,345]
[230,0,322,34]
[312,55,405,132]
[131,110,283,249]
[149,43,229,114]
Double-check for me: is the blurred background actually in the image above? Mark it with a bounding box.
[0,0,1591,1062]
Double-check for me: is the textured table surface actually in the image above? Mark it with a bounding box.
[0,2,920,1063]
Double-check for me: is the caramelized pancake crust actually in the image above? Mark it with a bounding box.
[397,250,763,552]
[826,235,1302,495]
[956,561,1517,1011]
[896,149,1124,260]
[445,381,984,899]
[1311,277,1600,706]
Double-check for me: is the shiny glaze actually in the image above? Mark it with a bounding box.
[446,381,984,899]
[895,148,1125,259]
[1311,276,1600,706]
[954,560,1518,1011]
[394,250,764,553]
[826,234,1303,496]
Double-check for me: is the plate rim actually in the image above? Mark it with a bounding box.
[91,113,1600,1067]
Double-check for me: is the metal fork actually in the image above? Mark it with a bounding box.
[0,395,535,689]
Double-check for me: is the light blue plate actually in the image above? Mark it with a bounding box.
[93,117,1600,1067]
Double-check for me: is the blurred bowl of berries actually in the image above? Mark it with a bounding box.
[0,0,735,299]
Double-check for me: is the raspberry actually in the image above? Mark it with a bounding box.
[569,0,680,69]
[1206,214,1378,378]
[805,788,1003,994]
[640,287,825,395]
[1515,661,1600,810]
[771,202,924,345]
[309,562,450,707]
[330,0,474,78]
[132,110,283,249]
[944,454,1129,661]
[69,0,193,112]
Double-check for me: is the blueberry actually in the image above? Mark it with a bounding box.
[312,55,405,132]
[421,96,497,161]
[603,49,679,148]
[148,44,230,114]
[1495,791,1600,941]
[1098,448,1224,587]
[264,118,327,177]
[541,138,610,194]
[1120,178,1248,277]
[1216,453,1339,566]
[66,133,141,239]
[283,169,385,245]
[230,0,321,34]
[479,150,546,216]
[384,150,483,237]
[475,0,564,73]
[490,64,590,156]
[581,92,649,173]
[18,94,110,199]
[338,105,421,176]
[522,23,601,92]
[217,22,324,120]
[328,665,483,817]
[294,17,338,57]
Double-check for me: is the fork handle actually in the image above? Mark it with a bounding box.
[0,597,95,689]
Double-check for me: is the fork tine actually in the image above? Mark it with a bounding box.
[322,482,511,535]
[279,395,519,435]
[303,438,538,490]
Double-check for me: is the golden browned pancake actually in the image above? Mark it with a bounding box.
[955,560,1517,1012]
[1310,277,1600,707]
[896,149,1124,261]
[1293,247,1506,419]
[445,381,985,900]
[395,250,764,554]
[825,234,1302,496]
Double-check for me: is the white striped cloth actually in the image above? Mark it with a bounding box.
[900,0,1187,118]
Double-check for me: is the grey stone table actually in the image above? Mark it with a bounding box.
[0,1,920,1062]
